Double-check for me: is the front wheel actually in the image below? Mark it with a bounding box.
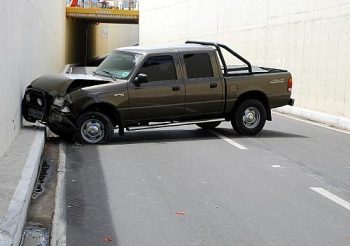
[232,99,267,135]
[76,112,114,144]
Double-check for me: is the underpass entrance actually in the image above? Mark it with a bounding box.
[65,0,139,66]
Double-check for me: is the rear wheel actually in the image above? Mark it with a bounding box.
[196,121,221,129]
[232,99,266,135]
[76,112,114,144]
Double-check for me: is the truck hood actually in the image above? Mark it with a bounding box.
[30,74,110,96]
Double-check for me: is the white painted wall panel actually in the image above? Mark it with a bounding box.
[140,0,350,119]
[0,0,65,158]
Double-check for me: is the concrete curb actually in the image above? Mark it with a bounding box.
[274,106,350,131]
[50,143,66,246]
[0,128,46,246]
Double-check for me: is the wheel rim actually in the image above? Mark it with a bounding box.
[242,107,260,129]
[80,118,105,143]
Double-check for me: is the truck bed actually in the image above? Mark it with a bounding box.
[224,65,287,76]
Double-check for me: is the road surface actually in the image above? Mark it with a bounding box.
[60,113,350,246]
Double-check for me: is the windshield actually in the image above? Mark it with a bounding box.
[94,51,142,80]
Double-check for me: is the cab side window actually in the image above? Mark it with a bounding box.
[184,53,214,79]
[138,55,177,82]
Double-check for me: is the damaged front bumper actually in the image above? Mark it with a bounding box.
[22,88,48,123]
[22,88,77,132]
[48,108,77,132]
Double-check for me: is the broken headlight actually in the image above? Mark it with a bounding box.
[52,96,71,113]
[53,97,65,107]
[60,107,71,113]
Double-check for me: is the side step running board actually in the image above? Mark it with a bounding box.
[126,118,226,131]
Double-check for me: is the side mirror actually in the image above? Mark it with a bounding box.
[134,73,148,84]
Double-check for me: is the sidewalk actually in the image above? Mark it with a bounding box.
[0,124,46,246]
[275,106,350,132]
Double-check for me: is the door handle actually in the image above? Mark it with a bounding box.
[210,83,217,88]
[172,85,180,91]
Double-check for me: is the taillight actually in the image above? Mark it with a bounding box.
[287,77,292,92]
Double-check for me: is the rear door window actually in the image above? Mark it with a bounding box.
[184,53,214,79]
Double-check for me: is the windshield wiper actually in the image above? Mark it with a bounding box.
[92,70,108,78]
[102,70,117,81]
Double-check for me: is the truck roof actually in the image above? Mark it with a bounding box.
[117,44,216,55]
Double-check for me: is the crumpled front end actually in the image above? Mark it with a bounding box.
[22,86,77,133]
[22,73,111,134]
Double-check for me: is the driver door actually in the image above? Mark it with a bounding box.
[128,54,185,121]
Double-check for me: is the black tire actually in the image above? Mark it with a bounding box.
[232,99,267,135]
[196,121,221,129]
[76,112,114,144]
[231,119,239,133]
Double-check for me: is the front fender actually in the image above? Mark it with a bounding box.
[69,90,129,121]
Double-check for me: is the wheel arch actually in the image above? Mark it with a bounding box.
[229,91,271,121]
[80,102,122,127]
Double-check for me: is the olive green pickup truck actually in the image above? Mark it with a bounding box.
[22,41,294,144]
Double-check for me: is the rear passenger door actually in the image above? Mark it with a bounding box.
[181,52,224,117]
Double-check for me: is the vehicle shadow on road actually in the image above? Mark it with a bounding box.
[64,142,119,246]
[109,128,219,145]
[215,128,309,139]
[107,127,308,145]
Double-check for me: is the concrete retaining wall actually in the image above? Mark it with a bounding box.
[0,0,66,159]
[139,0,350,120]
[93,23,139,58]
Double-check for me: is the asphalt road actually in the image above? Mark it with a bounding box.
[62,113,350,246]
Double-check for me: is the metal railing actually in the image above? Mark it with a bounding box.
[66,0,139,10]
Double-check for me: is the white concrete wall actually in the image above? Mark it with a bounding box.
[107,24,139,50]
[94,24,139,57]
[139,0,350,119]
[0,1,66,158]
